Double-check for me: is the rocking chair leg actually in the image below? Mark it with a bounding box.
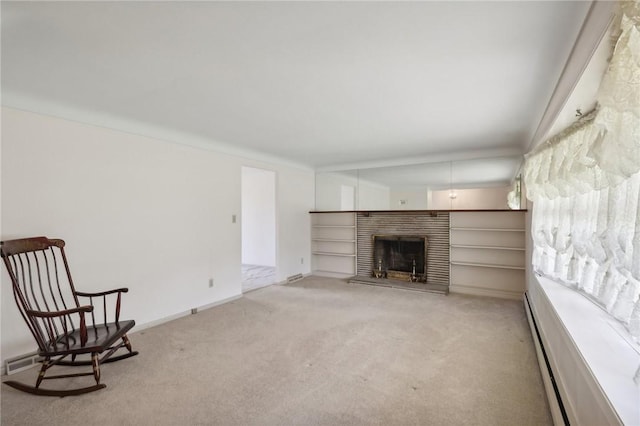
[122,334,133,352]
[35,357,52,389]
[91,353,101,385]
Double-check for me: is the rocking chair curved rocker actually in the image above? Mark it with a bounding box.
[1,237,138,396]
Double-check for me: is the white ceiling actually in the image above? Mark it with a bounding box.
[2,1,596,186]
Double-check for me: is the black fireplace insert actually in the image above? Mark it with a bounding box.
[372,235,428,280]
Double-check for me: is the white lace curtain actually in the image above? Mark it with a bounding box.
[524,0,640,342]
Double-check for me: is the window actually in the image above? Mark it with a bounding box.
[524,1,640,344]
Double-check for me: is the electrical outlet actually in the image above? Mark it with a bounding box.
[209,278,214,288]
[232,214,237,223]
[301,257,304,264]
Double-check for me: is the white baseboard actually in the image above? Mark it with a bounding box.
[132,293,242,334]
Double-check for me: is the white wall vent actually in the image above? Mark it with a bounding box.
[6,352,41,375]
[287,274,303,283]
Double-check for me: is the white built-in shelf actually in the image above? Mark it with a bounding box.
[450,261,525,270]
[313,269,355,277]
[313,238,356,242]
[311,212,357,276]
[312,251,356,257]
[450,227,525,232]
[449,211,527,299]
[451,244,525,251]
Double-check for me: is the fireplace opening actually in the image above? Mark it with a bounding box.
[372,235,428,282]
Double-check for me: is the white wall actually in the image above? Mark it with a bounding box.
[431,186,511,210]
[241,167,276,267]
[0,107,314,363]
[275,167,315,276]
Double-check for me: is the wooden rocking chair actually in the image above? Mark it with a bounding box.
[1,236,138,396]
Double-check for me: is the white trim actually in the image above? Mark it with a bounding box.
[133,293,243,334]
[526,1,616,151]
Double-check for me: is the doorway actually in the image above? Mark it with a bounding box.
[241,166,277,292]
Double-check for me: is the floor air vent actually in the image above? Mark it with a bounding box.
[6,353,41,375]
[287,274,304,283]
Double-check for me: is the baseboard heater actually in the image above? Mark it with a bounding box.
[524,292,570,426]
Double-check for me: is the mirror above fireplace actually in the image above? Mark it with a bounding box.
[314,156,524,211]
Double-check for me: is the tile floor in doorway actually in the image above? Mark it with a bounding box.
[242,264,276,292]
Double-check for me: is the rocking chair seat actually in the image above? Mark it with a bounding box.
[48,320,136,356]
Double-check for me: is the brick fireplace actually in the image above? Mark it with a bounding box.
[351,211,450,292]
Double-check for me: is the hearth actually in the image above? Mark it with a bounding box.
[372,235,428,282]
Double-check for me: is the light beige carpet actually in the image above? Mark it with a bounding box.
[1,276,551,425]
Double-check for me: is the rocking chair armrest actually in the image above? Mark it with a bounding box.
[75,288,129,297]
[75,288,128,325]
[25,305,94,318]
